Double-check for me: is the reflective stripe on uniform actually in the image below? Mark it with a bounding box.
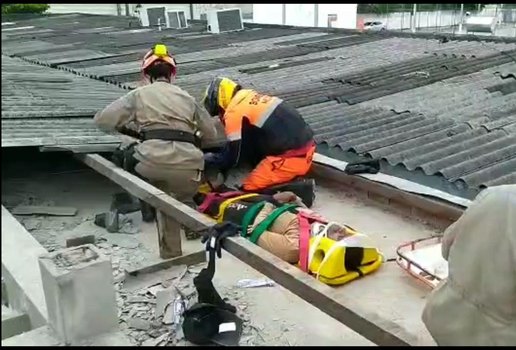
[227,131,242,141]
[253,97,283,128]
[223,90,282,139]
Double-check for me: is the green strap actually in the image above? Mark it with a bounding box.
[240,201,266,238]
[249,204,299,244]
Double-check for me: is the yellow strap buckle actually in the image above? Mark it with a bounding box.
[216,194,259,223]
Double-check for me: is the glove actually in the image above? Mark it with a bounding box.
[203,152,220,166]
[201,222,240,258]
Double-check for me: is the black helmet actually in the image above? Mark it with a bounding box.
[182,303,243,346]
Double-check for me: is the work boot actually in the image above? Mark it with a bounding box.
[112,192,140,214]
[140,200,156,222]
[258,178,316,208]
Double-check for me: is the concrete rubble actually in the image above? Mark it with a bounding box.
[115,263,268,346]
[3,192,275,346]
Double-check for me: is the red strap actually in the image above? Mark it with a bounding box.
[298,214,311,272]
[297,209,328,273]
[198,191,243,213]
[298,208,328,224]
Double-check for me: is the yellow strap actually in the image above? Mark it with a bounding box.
[216,194,259,223]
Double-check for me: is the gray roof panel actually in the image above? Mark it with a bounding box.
[3,12,516,195]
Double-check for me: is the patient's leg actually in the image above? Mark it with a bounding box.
[251,203,300,263]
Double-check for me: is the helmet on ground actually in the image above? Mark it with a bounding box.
[203,77,240,116]
[182,303,243,346]
[141,43,177,79]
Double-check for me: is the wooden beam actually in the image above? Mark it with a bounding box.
[125,250,206,277]
[78,153,417,346]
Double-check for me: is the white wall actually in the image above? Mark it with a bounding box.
[192,4,253,20]
[48,4,120,16]
[253,4,358,29]
[48,4,192,25]
[285,4,315,26]
[252,4,283,25]
[358,10,480,30]
[317,4,357,29]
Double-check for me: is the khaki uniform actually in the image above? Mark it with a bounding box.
[94,80,219,259]
[251,202,300,263]
[422,185,516,346]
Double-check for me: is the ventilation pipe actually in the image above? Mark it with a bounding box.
[411,4,417,32]
[314,4,319,27]
[459,3,464,33]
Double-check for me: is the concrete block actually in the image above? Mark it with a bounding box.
[1,325,133,347]
[2,306,31,340]
[38,244,118,345]
[1,206,48,328]
[1,326,62,346]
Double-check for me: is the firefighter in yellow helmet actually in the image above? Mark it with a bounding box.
[94,44,219,258]
[202,77,315,192]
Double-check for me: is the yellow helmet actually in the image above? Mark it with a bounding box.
[203,77,240,116]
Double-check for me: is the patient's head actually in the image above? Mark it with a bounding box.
[326,223,351,241]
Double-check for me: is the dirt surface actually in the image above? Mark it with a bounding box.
[1,157,440,346]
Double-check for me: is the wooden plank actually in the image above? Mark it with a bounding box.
[125,250,206,277]
[66,235,96,248]
[78,153,417,346]
[11,205,78,216]
[156,212,183,258]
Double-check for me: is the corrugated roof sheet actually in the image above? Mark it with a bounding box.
[2,13,515,196]
[1,55,124,147]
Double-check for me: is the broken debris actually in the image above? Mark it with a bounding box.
[162,304,175,325]
[155,288,176,317]
[128,317,151,331]
[236,278,275,288]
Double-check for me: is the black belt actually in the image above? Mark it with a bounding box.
[140,129,199,146]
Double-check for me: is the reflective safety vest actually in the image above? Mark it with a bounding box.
[223,89,283,142]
